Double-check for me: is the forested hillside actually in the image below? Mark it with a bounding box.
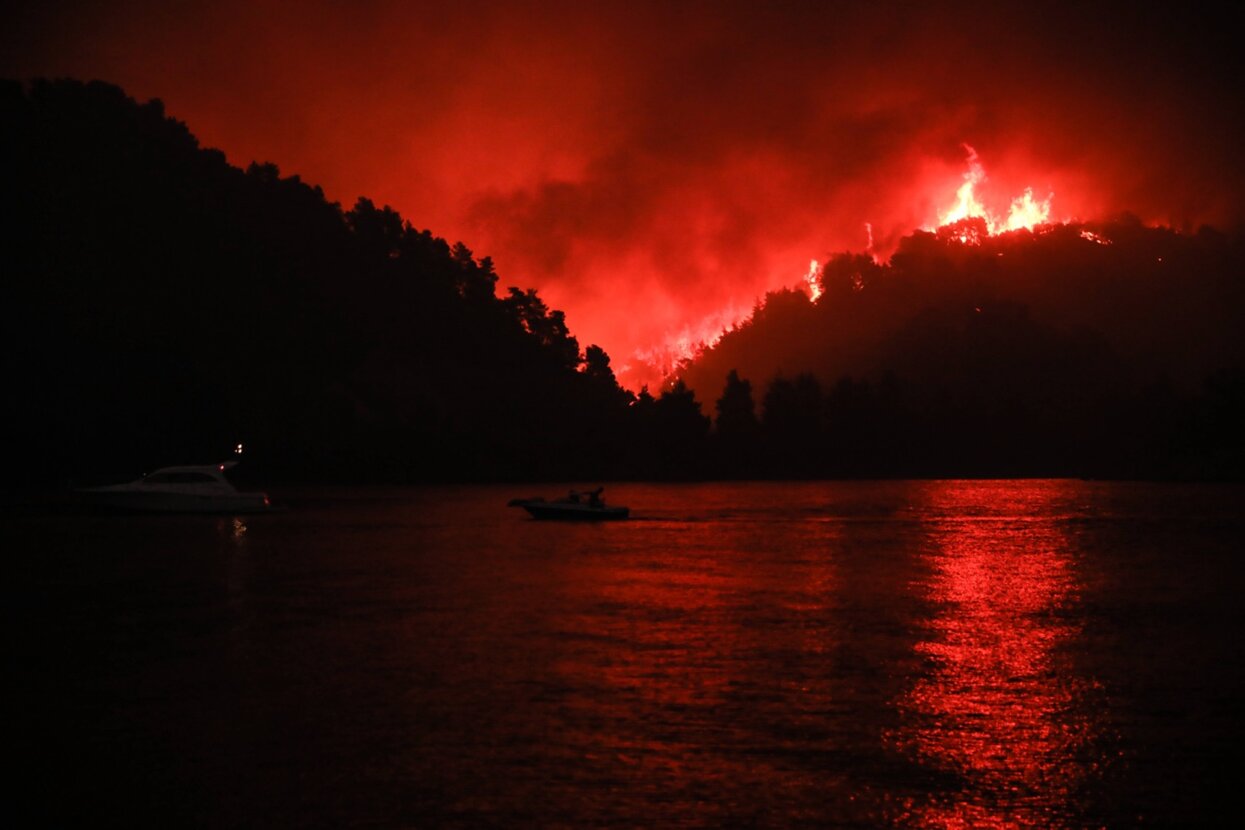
[2,79,636,484]
[5,79,1242,485]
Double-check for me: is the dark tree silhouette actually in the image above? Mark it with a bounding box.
[653,380,711,477]
[715,370,759,438]
[711,369,760,477]
[761,373,824,476]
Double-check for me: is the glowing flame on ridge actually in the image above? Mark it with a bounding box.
[935,145,1053,237]
[804,259,822,302]
[864,222,885,265]
[630,302,752,385]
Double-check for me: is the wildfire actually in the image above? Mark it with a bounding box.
[935,145,1052,237]
[628,144,1063,389]
[804,259,822,302]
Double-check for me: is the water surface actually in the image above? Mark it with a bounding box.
[9,480,1244,826]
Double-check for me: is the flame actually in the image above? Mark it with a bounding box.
[939,145,990,227]
[1002,187,1051,231]
[864,222,884,265]
[804,259,822,303]
[935,145,1052,238]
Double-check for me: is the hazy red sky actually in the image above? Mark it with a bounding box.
[6,1,1242,388]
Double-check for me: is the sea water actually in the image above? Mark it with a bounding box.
[9,480,1244,826]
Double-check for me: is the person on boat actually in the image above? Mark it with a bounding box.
[588,487,603,507]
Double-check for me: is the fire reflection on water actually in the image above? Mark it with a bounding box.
[539,483,1114,825]
[892,481,1104,828]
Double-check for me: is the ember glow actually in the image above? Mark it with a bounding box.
[635,256,822,383]
[630,301,753,385]
[1080,230,1112,245]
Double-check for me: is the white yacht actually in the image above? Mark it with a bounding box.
[77,461,272,513]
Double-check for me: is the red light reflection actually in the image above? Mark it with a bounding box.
[891,481,1102,828]
[544,515,853,822]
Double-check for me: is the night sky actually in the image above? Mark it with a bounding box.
[5,1,1242,388]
